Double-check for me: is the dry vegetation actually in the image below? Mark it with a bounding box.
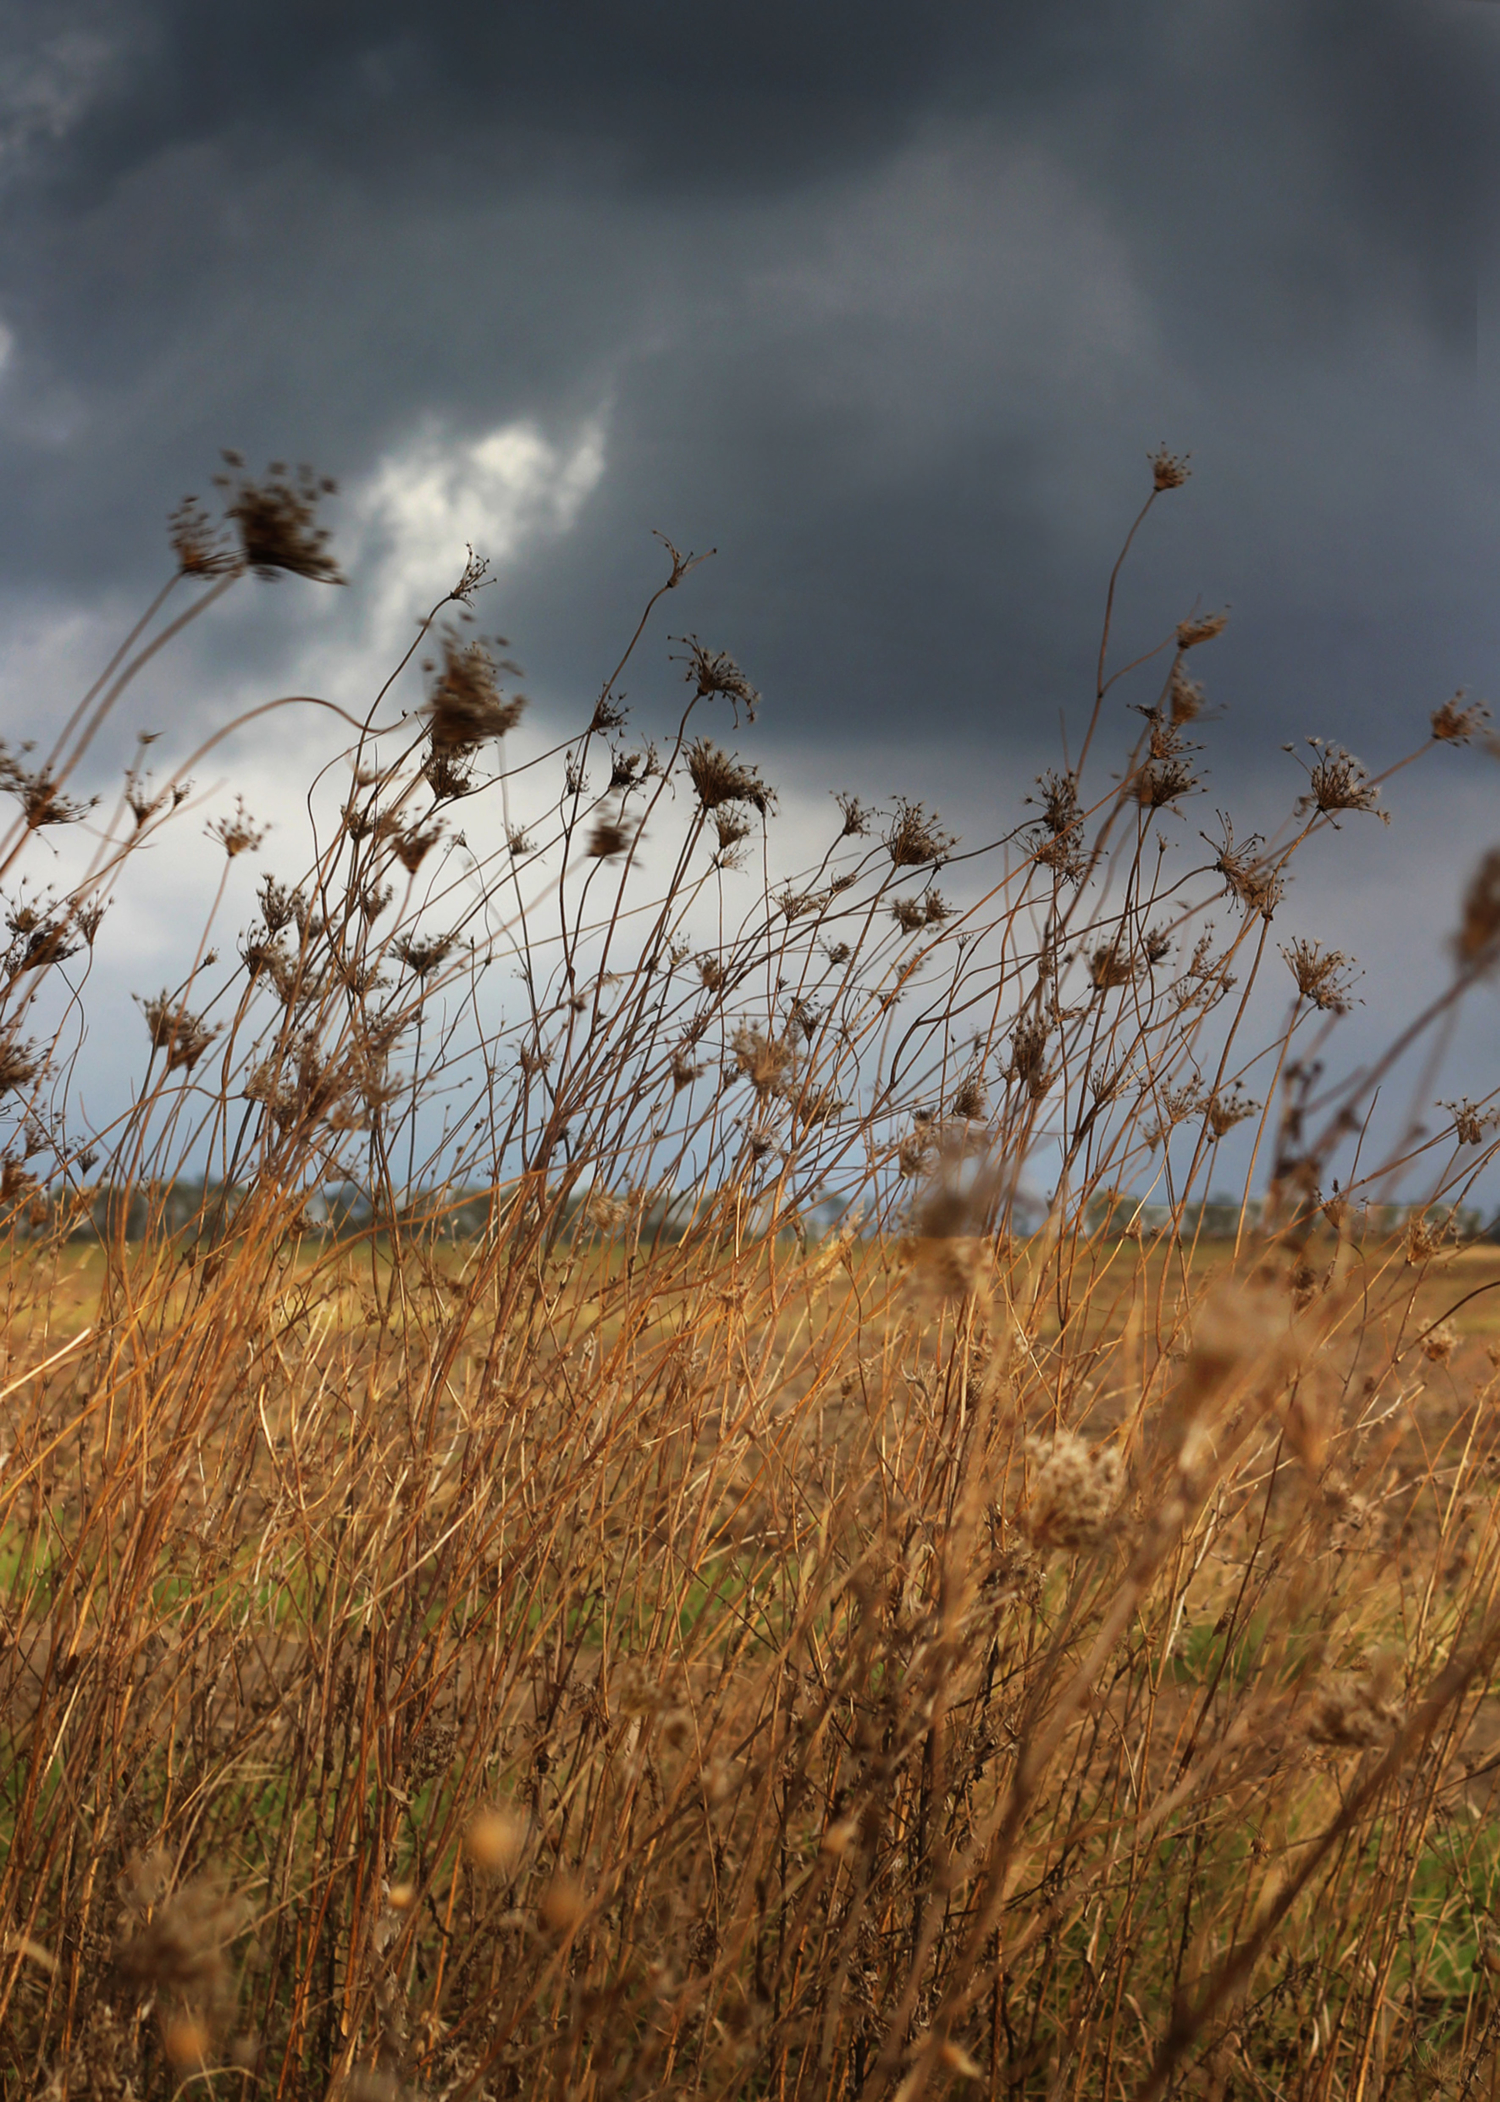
[3,450,1500,2099]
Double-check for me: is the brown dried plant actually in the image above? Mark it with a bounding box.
[0,447,1497,2102]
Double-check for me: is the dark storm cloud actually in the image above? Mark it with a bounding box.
[2,0,1499,780]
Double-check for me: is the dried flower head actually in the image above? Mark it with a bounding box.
[1455,846,1500,967]
[1151,444,1191,491]
[1006,1015,1052,1101]
[392,933,456,979]
[389,824,441,874]
[951,1072,988,1120]
[466,1806,527,1875]
[0,748,96,830]
[609,744,658,793]
[424,631,526,751]
[206,796,267,858]
[1204,1088,1258,1139]
[1405,1211,1453,1265]
[113,1878,252,2000]
[681,639,760,721]
[686,739,774,816]
[1088,941,1135,992]
[139,992,219,1071]
[1431,692,1490,744]
[713,810,754,859]
[1421,1320,1460,1364]
[731,1025,794,1097]
[1442,1097,1493,1147]
[1134,756,1198,809]
[891,895,928,934]
[1169,666,1206,723]
[835,792,870,836]
[1281,938,1356,1014]
[1176,609,1228,651]
[423,747,475,801]
[0,1039,40,1094]
[1304,1655,1403,1749]
[906,1231,991,1303]
[886,799,954,869]
[168,494,236,578]
[586,812,635,859]
[1210,817,1283,918]
[579,1187,630,1234]
[213,457,343,583]
[670,1047,705,1091]
[1024,1432,1123,1551]
[1295,741,1384,823]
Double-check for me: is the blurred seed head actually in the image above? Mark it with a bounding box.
[1150,444,1191,491]
[212,456,343,584]
[1023,1432,1123,1552]
[1176,610,1228,651]
[466,1807,526,1876]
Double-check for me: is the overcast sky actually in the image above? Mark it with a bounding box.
[2,0,1500,1172]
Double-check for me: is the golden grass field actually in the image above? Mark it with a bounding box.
[6,452,1500,2099]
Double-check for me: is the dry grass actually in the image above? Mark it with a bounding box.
[2,454,1500,2099]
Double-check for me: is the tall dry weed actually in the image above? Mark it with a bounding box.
[0,453,1497,2098]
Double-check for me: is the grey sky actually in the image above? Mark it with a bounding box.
[2,0,1499,1168]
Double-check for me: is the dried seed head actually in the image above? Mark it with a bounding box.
[540,1872,586,1936]
[424,631,526,750]
[586,812,634,859]
[213,457,342,583]
[1421,1320,1459,1363]
[1210,818,1283,919]
[951,1073,988,1120]
[113,1880,251,1997]
[1150,444,1191,491]
[206,796,267,859]
[1204,1088,1257,1139]
[1431,692,1490,744]
[163,2017,211,2070]
[680,639,760,721]
[1442,1097,1492,1147]
[139,993,219,1071]
[1176,610,1228,651]
[670,1047,704,1091]
[1134,756,1198,809]
[1304,1654,1402,1749]
[905,1232,992,1304]
[686,738,774,815]
[1088,941,1135,992]
[1005,1015,1052,1100]
[168,494,236,578]
[886,799,955,869]
[0,1039,41,1094]
[1295,742,1383,822]
[1281,939,1356,1015]
[390,824,441,874]
[392,933,456,980]
[466,1808,526,1875]
[1024,1432,1123,1551]
[1169,666,1206,723]
[1455,847,1500,967]
[731,1025,794,1097]
[578,1187,630,1234]
[1406,1211,1453,1265]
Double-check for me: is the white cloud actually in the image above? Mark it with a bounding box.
[345,413,607,652]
